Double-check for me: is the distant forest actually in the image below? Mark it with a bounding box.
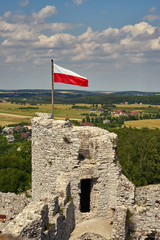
[114,127,160,187]
[0,89,160,105]
[0,132,31,194]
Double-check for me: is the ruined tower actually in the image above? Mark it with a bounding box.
[31,113,135,239]
[2,114,160,240]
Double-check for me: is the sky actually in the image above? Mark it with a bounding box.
[0,0,160,92]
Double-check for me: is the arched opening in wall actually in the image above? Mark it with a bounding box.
[80,179,91,212]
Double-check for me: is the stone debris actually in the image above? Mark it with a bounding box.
[70,218,112,240]
[74,232,108,240]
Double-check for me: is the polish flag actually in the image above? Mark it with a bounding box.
[54,64,88,87]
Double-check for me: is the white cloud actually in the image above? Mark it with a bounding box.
[122,22,155,37]
[20,0,29,7]
[4,11,12,18]
[1,22,38,44]
[98,28,121,43]
[0,5,160,69]
[150,37,160,50]
[35,23,75,33]
[0,20,18,37]
[143,14,160,22]
[5,55,18,63]
[11,14,27,23]
[78,27,98,41]
[32,33,76,50]
[73,0,86,5]
[32,5,57,22]
[149,7,156,13]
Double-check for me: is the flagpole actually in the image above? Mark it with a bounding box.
[51,59,54,119]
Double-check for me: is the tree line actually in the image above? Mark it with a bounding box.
[0,130,31,193]
[111,127,160,186]
[2,90,160,105]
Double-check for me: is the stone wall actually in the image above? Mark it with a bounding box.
[32,115,79,201]
[111,206,128,240]
[130,184,160,239]
[32,114,135,226]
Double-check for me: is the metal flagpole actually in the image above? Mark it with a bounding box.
[51,59,54,119]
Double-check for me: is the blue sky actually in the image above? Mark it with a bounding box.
[0,0,160,91]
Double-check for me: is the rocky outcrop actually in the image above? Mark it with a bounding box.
[3,181,75,240]
[0,192,30,220]
[3,201,48,239]
[0,192,31,233]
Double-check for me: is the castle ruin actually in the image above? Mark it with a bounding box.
[1,113,160,239]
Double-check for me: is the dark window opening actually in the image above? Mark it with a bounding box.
[78,149,89,161]
[78,153,85,161]
[80,179,91,212]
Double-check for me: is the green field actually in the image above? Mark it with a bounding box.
[1,102,160,128]
[124,119,160,129]
[116,104,160,108]
[0,102,92,126]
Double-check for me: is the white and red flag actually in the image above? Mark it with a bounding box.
[54,64,88,87]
